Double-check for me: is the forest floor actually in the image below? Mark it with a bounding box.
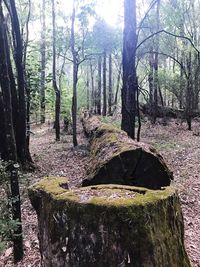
[0,117,200,267]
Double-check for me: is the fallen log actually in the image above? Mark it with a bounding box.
[82,116,173,189]
[29,177,191,267]
[140,103,200,119]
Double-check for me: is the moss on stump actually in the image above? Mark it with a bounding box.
[82,116,173,189]
[29,177,190,267]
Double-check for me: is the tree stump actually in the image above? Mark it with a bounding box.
[29,177,190,267]
[82,116,173,189]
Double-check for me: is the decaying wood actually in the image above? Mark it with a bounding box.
[82,116,173,189]
[140,103,200,119]
[29,177,191,267]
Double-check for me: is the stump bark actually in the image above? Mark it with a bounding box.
[29,177,190,267]
[82,116,173,189]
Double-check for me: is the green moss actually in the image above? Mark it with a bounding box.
[30,176,69,196]
[29,177,176,209]
[87,185,176,207]
[96,123,122,135]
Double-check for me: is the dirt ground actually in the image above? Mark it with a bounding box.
[0,118,200,267]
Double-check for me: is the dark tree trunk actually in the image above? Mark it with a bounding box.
[86,66,90,110]
[4,22,20,148]
[0,94,7,159]
[185,52,193,131]
[71,3,78,146]
[108,53,112,115]
[52,0,60,141]
[90,61,95,111]
[148,50,154,118]
[9,0,28,163]
[152,0,160,124]
[0,4,23,262]
[121,0,137,139]
[40,0,46,124]
[102,49,107,116]
[97,55,102,115]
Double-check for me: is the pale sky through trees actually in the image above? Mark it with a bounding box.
[58,0,124,26]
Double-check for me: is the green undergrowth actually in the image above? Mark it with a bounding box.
[152,142,177,151]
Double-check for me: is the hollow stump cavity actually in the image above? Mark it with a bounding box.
[29,177,190,267]
[81,116,173,189]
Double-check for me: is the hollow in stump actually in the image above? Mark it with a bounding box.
[82,116,173,189]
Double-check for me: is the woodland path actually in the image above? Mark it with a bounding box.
[1,118,200,267]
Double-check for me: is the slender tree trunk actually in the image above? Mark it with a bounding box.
[52,0,60,141]
[0,4,23,262]
[148,50,154,118]
[97,55,102,115]
[114,62,122,111]
[40,0,46,124]
[90,61,95,111]
[9,0,27,163]
[23,0,33,163]
[4,21,19,148]
[121,0,137,139]
[102,49,107,116]
[108,53,112,115]
[86,65,90,110]
[186,52,192,130]
[71,3,78,146]
[0,94,7,159]
[152,0,160,124]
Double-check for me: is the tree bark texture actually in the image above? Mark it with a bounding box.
[9,0,27,163]
[102,49,107,116]
[0,3,23,262]
[29,177,191,267]
[40,0,46,124]
[121,0,137,139]
[108,53,112,115]
[97,55,102,115]
[90,62,95,111]
[52,0,60,141]
[82,116,173,189]
[71,3,78,146]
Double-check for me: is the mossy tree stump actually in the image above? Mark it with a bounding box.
[82,116,173,189]
[29,177,190,267]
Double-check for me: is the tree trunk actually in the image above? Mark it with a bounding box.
[52,0,60,141]
[148,49,154,118]
[152,0,160,124]
[185,52,192,131]
[114,62,122,111]
[0,94,7,159]
[108,53,112,115]
[0,4,23,262]
[90,61,95,112]
[82,116,172,189]
[102,49,107,116]
[29,177,191,267]
[121,0,137,139]
[97,55,102,115]
[40,0,46,124]
[71,3,78,146]
[86,65,90,111]
[9,0,28,163]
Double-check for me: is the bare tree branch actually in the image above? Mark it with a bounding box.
[136,29,200,54]
[138,50,188,79]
